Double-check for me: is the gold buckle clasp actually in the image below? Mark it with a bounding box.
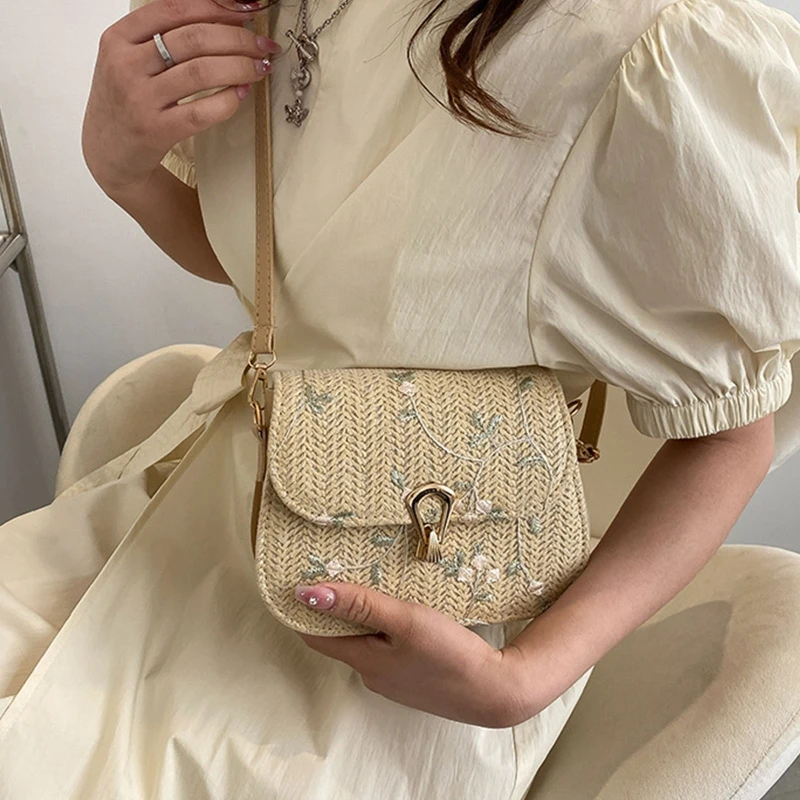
[245,350,276,438]
[404,482,456,563]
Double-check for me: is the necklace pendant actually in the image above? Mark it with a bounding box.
[284,0,357,128]
[286,65,312,127]
[285,98,310,127]
[290,65,312,92]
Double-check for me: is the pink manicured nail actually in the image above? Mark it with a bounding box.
[256,36,282,54]
[254,58,272,75]
[295,585,336,610]
[236,84,251,100]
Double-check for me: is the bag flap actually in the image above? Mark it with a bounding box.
[266,366,577,528]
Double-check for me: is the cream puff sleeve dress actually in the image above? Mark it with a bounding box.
[0,0,798,797]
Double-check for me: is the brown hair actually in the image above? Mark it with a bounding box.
[407,0,549,138]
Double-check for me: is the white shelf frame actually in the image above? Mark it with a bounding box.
[0,107,69,450]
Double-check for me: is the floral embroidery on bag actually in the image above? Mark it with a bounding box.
[468,411,504,450]
[390,466,412,501]
[506,518,546,595]
[300,526,408,587]
[442,543,502,610]
[301,474,412,586]
[313,510,355,527]
[300,555,328,581]
[289,369,556,616]
[391,373,552,524]
[272,380,337,460]
[304,384,333,415]
[385,372,555,603]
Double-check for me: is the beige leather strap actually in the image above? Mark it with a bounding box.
[250,13,276,363]
[248,12,605,458]
[577,380,606,462]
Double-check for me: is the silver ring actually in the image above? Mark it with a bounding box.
[153,32,176,69]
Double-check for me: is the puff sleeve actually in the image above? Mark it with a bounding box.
[128,0,197,188]
[529,0,800,461]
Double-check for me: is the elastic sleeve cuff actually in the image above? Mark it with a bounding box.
[626,360,793,439]
[161,149,197,190]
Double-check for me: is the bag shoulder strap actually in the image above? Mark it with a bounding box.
[247,14,605,459]
[250,13,276,362]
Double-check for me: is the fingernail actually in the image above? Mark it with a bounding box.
[236,84,251,100]
[295,585,336,610]
[254,58,272,75]
[256,36,282,54]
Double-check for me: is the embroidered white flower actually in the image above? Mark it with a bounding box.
[398,381,416,396]
[486,568,501,584]
[314,514,333,525]
[475,498,493,515]
[471,554,489,571]
[325,559,345,577]
[461,512,479,524]
[530,579,545,595]
[457,566,474,584]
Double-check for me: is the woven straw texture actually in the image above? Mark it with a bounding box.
[255,366,591,636]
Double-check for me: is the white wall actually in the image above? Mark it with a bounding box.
[0,0,798,552]
[0,0,248,523]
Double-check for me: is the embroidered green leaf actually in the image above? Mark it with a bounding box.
[471,542,483,556]
[441,549,467,578]
[452,480,473,492]
[485,414,503,437]
[301,554,327,580]
[329,511,355,526]
[519,376,536,393]
[507,560,522,576]
[474,591,494,604]
[518,454,547,467]
[370,563,383,586]
[441,555,460,577]
[468,411,503,448]
[304,384,333,415]
[468,431,487,448]
[487,506,507,520]
[528,515,542,536]
[388,371,416,383]
[390,467,406,491]
[397,408,417,422]
[371,533,396,548]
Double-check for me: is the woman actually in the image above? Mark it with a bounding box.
[0,0,798,796]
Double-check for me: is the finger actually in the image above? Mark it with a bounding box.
[162,84,249,141]
[152,54,270,109]
[141,23,281,76]
[115,0,268,45]
[298,632,388,668]
[294,583,420,641]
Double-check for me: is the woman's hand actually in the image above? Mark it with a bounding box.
[294,582,537,728]
[82,0,281,196]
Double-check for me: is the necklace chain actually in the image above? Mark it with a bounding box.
[284,0,357,126]
[301,0,355,41]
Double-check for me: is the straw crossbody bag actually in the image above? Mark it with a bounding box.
[243,50,607,637]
